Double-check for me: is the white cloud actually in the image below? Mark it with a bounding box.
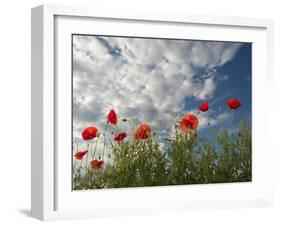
[198,111,232,130]
[72,35,241,151]
[195,78,216,100]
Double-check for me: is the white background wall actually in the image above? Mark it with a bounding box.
[0,0,280,225]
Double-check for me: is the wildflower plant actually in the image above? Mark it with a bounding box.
[73,100,251,190]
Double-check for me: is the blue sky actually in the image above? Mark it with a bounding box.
[72,35,251,154]
[184,44,252,139]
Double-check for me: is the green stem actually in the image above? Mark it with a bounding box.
[93,136,99,159]
[231,109,234,126]
[102,122,109,159]
[73,141,78,169]
[85,141,91,167]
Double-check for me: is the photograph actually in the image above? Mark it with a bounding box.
[72,34,252,190]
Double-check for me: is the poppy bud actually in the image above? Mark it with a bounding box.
[199,102,209,112]
[192,132,198,139]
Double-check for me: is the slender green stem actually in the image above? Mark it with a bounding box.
[73,141,78,169]
[93,137,99,159]
[102,122,109,159]
[231,109,234,126]
[85,142,90,167]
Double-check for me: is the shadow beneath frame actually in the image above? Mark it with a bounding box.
[18,208,32,217]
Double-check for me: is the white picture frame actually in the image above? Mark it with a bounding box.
[31,4,274,221]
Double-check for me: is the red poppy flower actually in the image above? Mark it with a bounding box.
[134,123,151,140]
[114,132,127,143]
[107,109,118,125]
[91,159,104,170]
[81,127,99,140]
[74,150,88,160]
[180,114,199,133]
[199,102,209,112]
[227,98,241,110]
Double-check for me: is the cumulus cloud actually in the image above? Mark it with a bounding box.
[198,111,231,130]
[72,35,241,149]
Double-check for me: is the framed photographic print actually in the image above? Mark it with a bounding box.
[31,4,274,221]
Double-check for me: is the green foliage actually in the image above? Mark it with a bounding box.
[73,120,251,190]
